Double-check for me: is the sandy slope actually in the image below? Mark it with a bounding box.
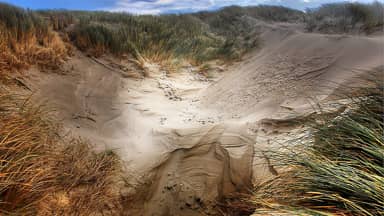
[25,23,383,215]
[26,51,255,215]
[203,29,384,121]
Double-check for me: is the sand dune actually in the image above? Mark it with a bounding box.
[25,22,383,215]
[203,28,384,121]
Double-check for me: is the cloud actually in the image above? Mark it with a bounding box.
[104,0,268,14]
[104,0,383,14]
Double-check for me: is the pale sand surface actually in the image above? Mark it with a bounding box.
[25,23,383,215]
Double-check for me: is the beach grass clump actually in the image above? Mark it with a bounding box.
[37,5,304,66]
[57,6,303,64]
[0,3,69,78]
[252,77,384,215]
[0,90,122,215]
[305,1,384,34]
[68,12,224,64]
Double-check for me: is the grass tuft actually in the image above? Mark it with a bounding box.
[305,1,384,34]
[252,76,384,215]
[0,3,69,81]
[0,90,122,215]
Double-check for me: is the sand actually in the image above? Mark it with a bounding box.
[24,22,384,215]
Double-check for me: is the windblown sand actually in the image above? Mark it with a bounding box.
[26,23,384,215]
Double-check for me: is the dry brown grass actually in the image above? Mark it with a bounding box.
[0,90,123,215]
[0,93,55,215]
[0,5,137,214]
[0,26,69,73]
[218,193,256,216]
[0,3,70,83]
[39,141,122,215]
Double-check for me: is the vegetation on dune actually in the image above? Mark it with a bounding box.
[43,5,302,65]
[1,1,382,72]
[196,5,304,26]
[1,2,383,215]
[0,6,124,214]
[69,13,223,64]
[244,5,305,22]
[38,10,75,31]
[0,90,122,215]
[10,1,381,69]
[194,5,304,59]
[0,3,69,79]
[36,5,301,65]
[305,1,384,34]
[195,6,261,60]
[252,74,384,215]
[41,2,382,64]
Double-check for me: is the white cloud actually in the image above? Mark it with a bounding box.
[104,0,267,14]
[104,0,383,14]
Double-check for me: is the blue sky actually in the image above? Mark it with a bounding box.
[2,0,382,14]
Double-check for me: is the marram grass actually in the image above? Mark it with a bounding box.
[253,78,384,216]
[0,90,122,215]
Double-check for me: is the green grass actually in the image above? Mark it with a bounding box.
[0,3,304,66]
[252,75,384,215]
[305,1,384,34]
[39,5,303,64]
[68,12,225,63]
[0,2,48,40]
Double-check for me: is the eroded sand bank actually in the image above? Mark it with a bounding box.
[25,24,384,215]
